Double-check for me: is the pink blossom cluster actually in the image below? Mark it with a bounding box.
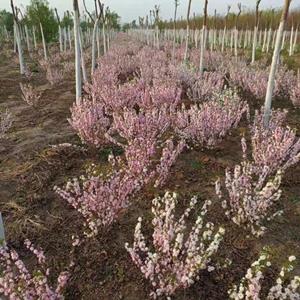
[0,109,13,139]
[55,159,143,238]
[46,67,64,86]
[249,108,300,175]
[229,64,269,100]
[125,192,225,299]
[290,72,300,107]
[0,240,69,300]
[174,89,248,148]
[229,250,300,299]
[69,99,111,148]
[216,161,283,237]
[111,106,171,144]
[20,83,42,107]
[188,71,225,102]
[274,66,297,99]
[154,139,186,187]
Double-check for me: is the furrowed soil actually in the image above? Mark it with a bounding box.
[1,47,300,300]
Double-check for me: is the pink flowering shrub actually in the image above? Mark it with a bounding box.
[54,155,144,238]
[0,109,13,139]
[229,250,300,299]
[174,89,248,148]
[111,107,171,145]
[249,109,300,175]
[216,161,283,237]
[0,240,69,299]
[188,71,225,102]
[20,83,42,107]
[275,66,297,99]
[229,65,269,100]
[154,139,186,187]
[46,67,64,86]
[125,192,225,299]
[291,72,300,107]
[69,99,111,148]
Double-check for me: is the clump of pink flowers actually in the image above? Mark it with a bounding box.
[154,139,186,187]
[20,83,42,107]
[46,67,64,86]
[290,70,300,107]
[174,89,248,148]
[0,240,69,300]
[125,192,225,299]
[216,161,283,237]
[249,108,300,175]
[69,99,111,148]
[229,249,300,299]
[111,106,171,145]
[0,109,13,139]
[188,71,224,102]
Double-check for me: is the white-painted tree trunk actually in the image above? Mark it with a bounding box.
[68,26,72,50]
[58,25,63,52]
[40,22,47,60]
[24,25,31,52]
[199,25,206,74]
[74,1,82,104]
[234,27,238,57]
[102,23,107,54]
[264,21,286,126]
[221,27,226,52]
[91,18,100,74]
[13,24,17,53]
[289,26,294,56]
[79,28,87,83]
[15,21,25,74]
[64,27,67,51]
[251,26,258,63]
[32,26,37,49]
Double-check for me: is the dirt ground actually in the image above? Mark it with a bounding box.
[1,47,300,300]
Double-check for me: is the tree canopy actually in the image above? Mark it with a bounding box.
[26,0,58,42]
[0,10,13,32]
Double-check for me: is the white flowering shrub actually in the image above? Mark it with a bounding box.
[125,192,225,299]
[229,250,300,299]
[216,161,283,237]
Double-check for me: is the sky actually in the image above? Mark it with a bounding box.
[1,0,299,24]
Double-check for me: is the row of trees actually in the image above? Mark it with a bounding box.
[159,6,300,31]
[1,0,120,43]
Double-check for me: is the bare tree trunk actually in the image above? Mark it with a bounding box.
[251,1,261,63]
[264,0,291,126]
[199,0,208,74]
[172,0,179,60]
[184,0,192,62]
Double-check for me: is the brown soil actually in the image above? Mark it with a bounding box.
[1,47,300,300]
